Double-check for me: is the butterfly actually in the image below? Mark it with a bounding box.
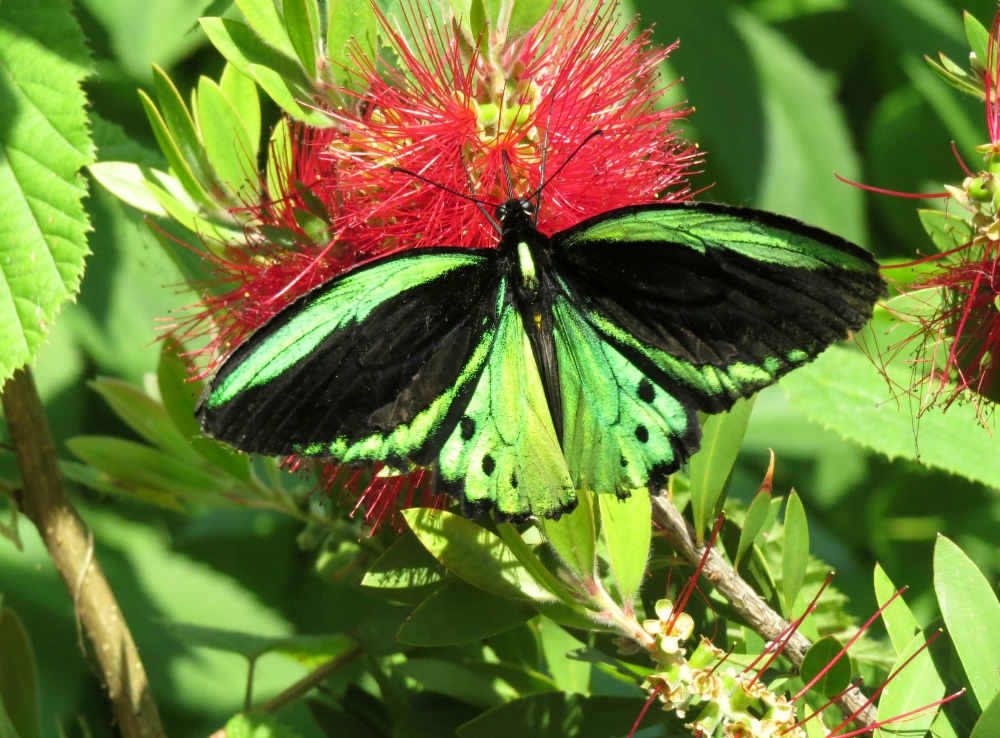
[197,194,884,521]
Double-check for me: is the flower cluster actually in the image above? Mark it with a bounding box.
[185,0,699,530]
[878,9,1000,422]
[641,600,805,738]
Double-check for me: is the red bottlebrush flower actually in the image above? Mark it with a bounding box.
[869,10,1000,422]
[180,0,698,532]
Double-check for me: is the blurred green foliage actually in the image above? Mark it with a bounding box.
[1,0,998,735]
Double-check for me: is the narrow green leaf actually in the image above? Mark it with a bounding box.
[234,0,298,59]
[141,174,244,243]
[874,629,946,738]
[168,622,351,667]
[90,378,199,461]
[138,91,213,207]
[509,0,553,35]
[541,488,596,582]
[220,64,261,156]
[195,76,256,200]
[151,66,216,191]
[265,119,293,201]
[781,491,809,614]
[283,0,319,78]
[783,346,1000,488]
[494,523,578,606]
[918,209,974,253]
[247,63,332,127]
[200,17,311,89]
[362,532,445,590]
[874,564,919,655]
[403,509,553,601]
[87,162,166,215]
[689,397,754,543]
[397,578,534,646]
[0,0,94,381]
[326,0,377,88]
[934,535,1000,710]
[67,436,229,500]
[598,492,650,607]
[394,658,512,710]
[964,11,991,66]
[970,691,1000,738]
[799,636,851,698]
[734,478,772,571]
[0,607,40,738]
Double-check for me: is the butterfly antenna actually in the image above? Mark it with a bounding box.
[390,165,499,232]
[534,99,557,224]
[533,129,604,209]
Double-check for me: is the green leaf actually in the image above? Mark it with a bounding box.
[234,0,298,59]
[0,0,94,381]
[283,0,320,78]
[220,64,261,155]
[874,629,946,738]
[326,0,378,88]
[874,564,919,655]
[226,713,304,738]
[150,65,216,193]
[138,90,213,207]
[394,658,514,710]
[87,162,167,216]
[397,578,534,646]
[783,345,1000,488]
[89,378,199,461]
[918,209,974,254]
[541,488,596,582]
[734,486,771,571]
[67,436,229,501]
[362,531,446,589]
[195,76,257,200]
[0,607,40,738]
[455,694,671,738]
[971,691,1000,738]
[200,17,311,90]
[934,535,1000,710]
[167,621,352,666]
[781,491,809,613]
[689,398,753,544]
[403,509,553,601]
[598,492,650,607]
[799,636,851,698]
[964,10,991,67]
[247,63,332,127]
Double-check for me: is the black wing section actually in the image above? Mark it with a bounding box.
[197,248,501,465]
[550,201,885,413]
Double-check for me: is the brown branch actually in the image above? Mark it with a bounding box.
[2,368,165,738]
[650,494,877,734]
[252,644,364,714]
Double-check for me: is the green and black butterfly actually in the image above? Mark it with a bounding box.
[197,195,884,521]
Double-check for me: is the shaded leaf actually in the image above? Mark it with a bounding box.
[800,636,851,698]
[934,535,1000,710]
[397,579,534,646]
[362,531,446,590]
[0,607,39,738]
[0,0,94,381]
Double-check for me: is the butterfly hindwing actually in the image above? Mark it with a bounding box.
[437,285,576,519]
[552,293,696,498]
[198,249,500,466]
[552,201,885,414]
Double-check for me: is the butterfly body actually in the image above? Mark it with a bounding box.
[198,200,884,520]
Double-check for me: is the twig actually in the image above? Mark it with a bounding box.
[650,494,877,734]
[252,645,364,713]
[1,368,165,738]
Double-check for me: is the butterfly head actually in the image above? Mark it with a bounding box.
[496,198,537,234]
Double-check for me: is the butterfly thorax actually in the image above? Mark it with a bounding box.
[495,198,565,440]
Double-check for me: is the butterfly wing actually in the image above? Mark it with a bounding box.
[198,249,500,468]
[198,249,576,520]
[549,201,884,495]
[436,283,576,520]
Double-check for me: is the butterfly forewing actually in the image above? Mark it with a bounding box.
[551,202,885,414]
[198,249,500,465]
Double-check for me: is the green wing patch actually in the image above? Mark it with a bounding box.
[437,291,576,519]
[553,296,693,497]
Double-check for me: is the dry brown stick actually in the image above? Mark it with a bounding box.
[650,494,877,734]
[2,368,165,738]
